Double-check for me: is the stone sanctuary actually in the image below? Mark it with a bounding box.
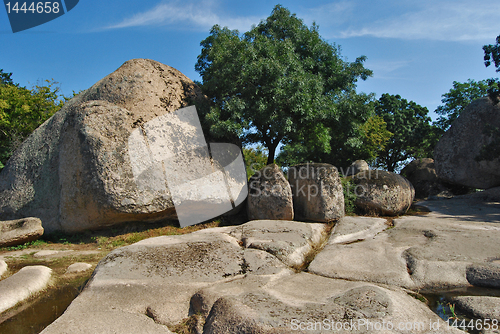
[1,60,500,333]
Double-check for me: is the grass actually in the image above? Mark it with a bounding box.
[341,177,358,215]
[2,239,48,251]
[1,218,225,253]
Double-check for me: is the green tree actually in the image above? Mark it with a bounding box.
[242,145,269,179]
[276,91,391,169]
[0,76,64,169]
[483,35,500,102]
[0,69,15,86]
[195,5,372,164]
[434,79,496,130]
[374,94,439,172]
[484,35,500,72]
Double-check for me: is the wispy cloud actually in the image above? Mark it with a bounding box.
[335,0,500,41]
[106,0,260,32]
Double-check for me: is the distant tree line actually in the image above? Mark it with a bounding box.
[0,69,65,169]
[198,5,500,172]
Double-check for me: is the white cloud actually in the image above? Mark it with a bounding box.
[106,0,260,32]
[336,0,500,41]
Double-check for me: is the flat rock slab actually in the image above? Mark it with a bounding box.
[234,220,327,268]
[309,198,500,290]
[65,263,92,274]
[41,310,175,334]
[0,218,44,248]
[0,265,52,313]
[450,296,500,322]
[328,216,388,244]
[41,222,305,333]
[466,263,500,288]
[0,249,101,261]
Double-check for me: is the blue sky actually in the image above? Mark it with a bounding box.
[1,0,500,119]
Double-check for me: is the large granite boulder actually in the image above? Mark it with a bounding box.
[0,217,44,247]
[400,158,469,199]
[352,170,414,216]
[401,158,443,199]
[0,59,212,233]
[247,164,293,220]
[434,97,500,189]
[288,163,344,222]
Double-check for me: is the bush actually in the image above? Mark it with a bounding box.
[341,177,357,215]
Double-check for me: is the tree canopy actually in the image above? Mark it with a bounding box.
[195,5,372,164]
[484,35,500,72]
[483,35,500,102]
[0,71,64,169]
[374,94,439,172]
[276,91,392,169]
[434,79,496,131]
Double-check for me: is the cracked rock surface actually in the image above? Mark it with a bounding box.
[39,216,474,333]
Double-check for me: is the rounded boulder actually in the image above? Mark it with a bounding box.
[352,170,415,216]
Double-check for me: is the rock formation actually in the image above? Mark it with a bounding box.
[40,219,466,334]
[0,59,211,233]
[434,97,500,189]
[352,170,414,216]
[344,159,369,176]
[247,164,293,220]
[0,217,44,247]
[288,163,344,222]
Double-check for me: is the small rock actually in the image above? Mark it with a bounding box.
[34,250,61,258]
[0,217,44,248]
[344,159,369,176]
[352,170,415,216]
[247,164,293,220]
[466,263,500,288]
[0,260,7,277]
[0,265,52,313]
[288,162,344,222]
[66,263,92,274]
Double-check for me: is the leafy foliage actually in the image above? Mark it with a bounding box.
[0,74,65,169]
[483,35,500,72]
[0,69,15,86]
[243,145,269,179]
[341,177,357,215]
[374,94,439,172]
[196,5,372,164]
[483,35,500,102]
[276,92,391,169]
[434,79,496,130]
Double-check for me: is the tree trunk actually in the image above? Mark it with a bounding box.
[267,143,277,165]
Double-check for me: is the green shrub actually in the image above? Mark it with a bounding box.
[341,177,358,215]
